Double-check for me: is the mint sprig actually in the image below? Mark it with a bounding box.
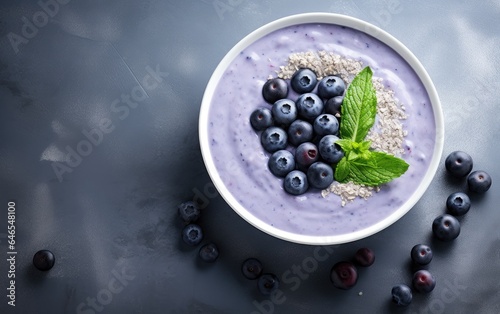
[334,67,409,186]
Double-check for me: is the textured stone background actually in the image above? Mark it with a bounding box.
[1,1,499,313]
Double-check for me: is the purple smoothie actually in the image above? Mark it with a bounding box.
[205,23,436,237]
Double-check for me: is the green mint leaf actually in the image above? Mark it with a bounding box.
[341,140,372,162]
[334,157,350,182]
[335,139,354,152]
[340,67,377,142]
[357,140,372,152]
[342,151,409,186]
[347,151,359,161]
[351,141,372,159]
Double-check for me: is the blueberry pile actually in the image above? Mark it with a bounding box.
[330,247,375,290]
[390,243,437,306]
[445,151,492,193]
[178,201,219,263]
[391,150,492,307]
[432,150,491,242]
[391,244,436,306]
[250,69,346,195]
[391,269,436,305]
[241,258,280,295]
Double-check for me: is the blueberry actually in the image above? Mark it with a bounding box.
[391,284,412,306]
[317,75,346,99]
[271,99,297,126]
[353,247,375,267]
[182,224,203,246]
[260,127,288,153]
[291,68,317,93]
[412,270,436,293]
[325,96,343,118]
[295,142,319,168]
[296,93,324,120]
[242,258,263,280]
[445,151,473,177]
[178,201,201,223]
[250,107,273,131]
[318,135,344,164]
[257,273,280,295]
[313,114,339,136]
[307,162,334,189]
[268,150,295,177]
[262,78,288,104]
[287,119,314,146]
[467,170,492,193]
[33,250,55,271]
[446,192,471,216]
[330,261,358,290]
[199,242,219,263]
[432,214,460,241]
[284,170,309,195]
[410,244,433,265]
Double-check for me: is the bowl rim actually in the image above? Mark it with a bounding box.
[199,12,444,245]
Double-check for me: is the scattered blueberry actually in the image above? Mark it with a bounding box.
[261,127,288,153]
[412,270,436,293]
[330,261,358,290]
[257,273,280,295]
[262,78,288,104]
[250,108,274,131]
[287,119,314,146]
[410,244,433,265]
[445,151,473,177]
[317,75,346,99]
[318,135,344,164]
[178,201,201,223]
[33,250,55,271]
[284,170,309,195]
[296,93,324,120]
[182,224,204,246]
[391,284,412,306]
[199,242,219,263]
[313,114,339,136]
[307,162,334,189]
[295,142,319,168]
[268,150,295,177]
[325,96,343,118]
[432,214,460,241]
[467,170,492,193]
[353,247,375,267]
[271,99,297,126]
[291,68,317,93]
[446,192,471,216]
[242,258,263,280]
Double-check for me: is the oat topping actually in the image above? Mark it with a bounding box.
[367,78,408,157]
[276,51,363,83]
[277,51,407,206]
[321,182,381,207]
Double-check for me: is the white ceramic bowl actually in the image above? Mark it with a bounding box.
[199,13,444,245]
